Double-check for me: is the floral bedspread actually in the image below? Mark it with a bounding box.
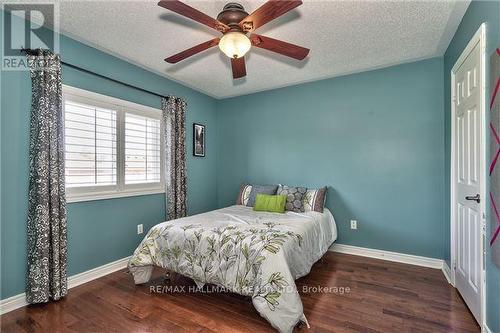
[128,205,337,332]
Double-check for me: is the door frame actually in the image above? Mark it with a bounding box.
[450,23,486,328]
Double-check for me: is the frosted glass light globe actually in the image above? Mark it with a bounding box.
[218,32,251,59]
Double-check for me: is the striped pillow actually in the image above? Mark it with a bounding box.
[303,187,327,213]
[236,183,252,206]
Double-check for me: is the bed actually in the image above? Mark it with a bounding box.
[128,205,337,333]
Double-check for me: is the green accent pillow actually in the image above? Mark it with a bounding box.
[253,194,287,213]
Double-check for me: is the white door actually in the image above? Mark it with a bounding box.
[453,40,482,323]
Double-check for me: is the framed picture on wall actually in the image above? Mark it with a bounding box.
[193,123,205,157]
[491,48,500,268]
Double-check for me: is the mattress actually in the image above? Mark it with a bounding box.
[128,205,337,332]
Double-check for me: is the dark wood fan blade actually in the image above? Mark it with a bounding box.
[231,57,246,79]
[239,0,302,32]
[158,0,229,32]
[165,38,220,63]
[250,34,309,60]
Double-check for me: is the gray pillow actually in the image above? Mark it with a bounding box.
[246,184,278,207]
[277,185,308,212]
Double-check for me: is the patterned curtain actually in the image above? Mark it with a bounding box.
[26,50,68,303]
[161,96,187,220]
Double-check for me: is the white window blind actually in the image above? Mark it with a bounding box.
[63,85,164,202]
[64,101,117,187]
[125,113,161,184]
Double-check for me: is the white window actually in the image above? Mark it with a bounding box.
[63,85,164,202]
[64,99,117,189]
[124,112,161,185]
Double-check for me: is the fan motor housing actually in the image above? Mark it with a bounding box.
[217,3,249,31]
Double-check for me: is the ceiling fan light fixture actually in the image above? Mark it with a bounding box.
[159,0,309,79]
[218,32,251,59]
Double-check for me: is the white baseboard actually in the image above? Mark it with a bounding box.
[68,256,131,289]
[0,247,458,315]
[330,243,443,269]
[442,261,452,284]
[0,256,130,315]
[0,293,27,316]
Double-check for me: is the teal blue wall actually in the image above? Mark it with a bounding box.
[443,1,500,331]
[1,13,218,299]
[216,58,445,259]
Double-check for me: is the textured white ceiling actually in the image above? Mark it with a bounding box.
[53,0,470,99]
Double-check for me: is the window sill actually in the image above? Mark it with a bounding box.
[66,188,165,203]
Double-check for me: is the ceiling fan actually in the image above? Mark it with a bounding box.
[158,0,309,79]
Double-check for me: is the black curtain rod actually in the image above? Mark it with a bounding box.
[20,48,168,100]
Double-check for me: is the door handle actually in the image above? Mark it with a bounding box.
[465,194,480,203]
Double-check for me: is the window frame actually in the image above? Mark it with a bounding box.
[63,85,165,203]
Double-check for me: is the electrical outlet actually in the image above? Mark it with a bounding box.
[137,224,143,235]
[350,220,357,230]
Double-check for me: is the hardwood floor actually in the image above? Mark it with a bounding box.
[0,252,479,333]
